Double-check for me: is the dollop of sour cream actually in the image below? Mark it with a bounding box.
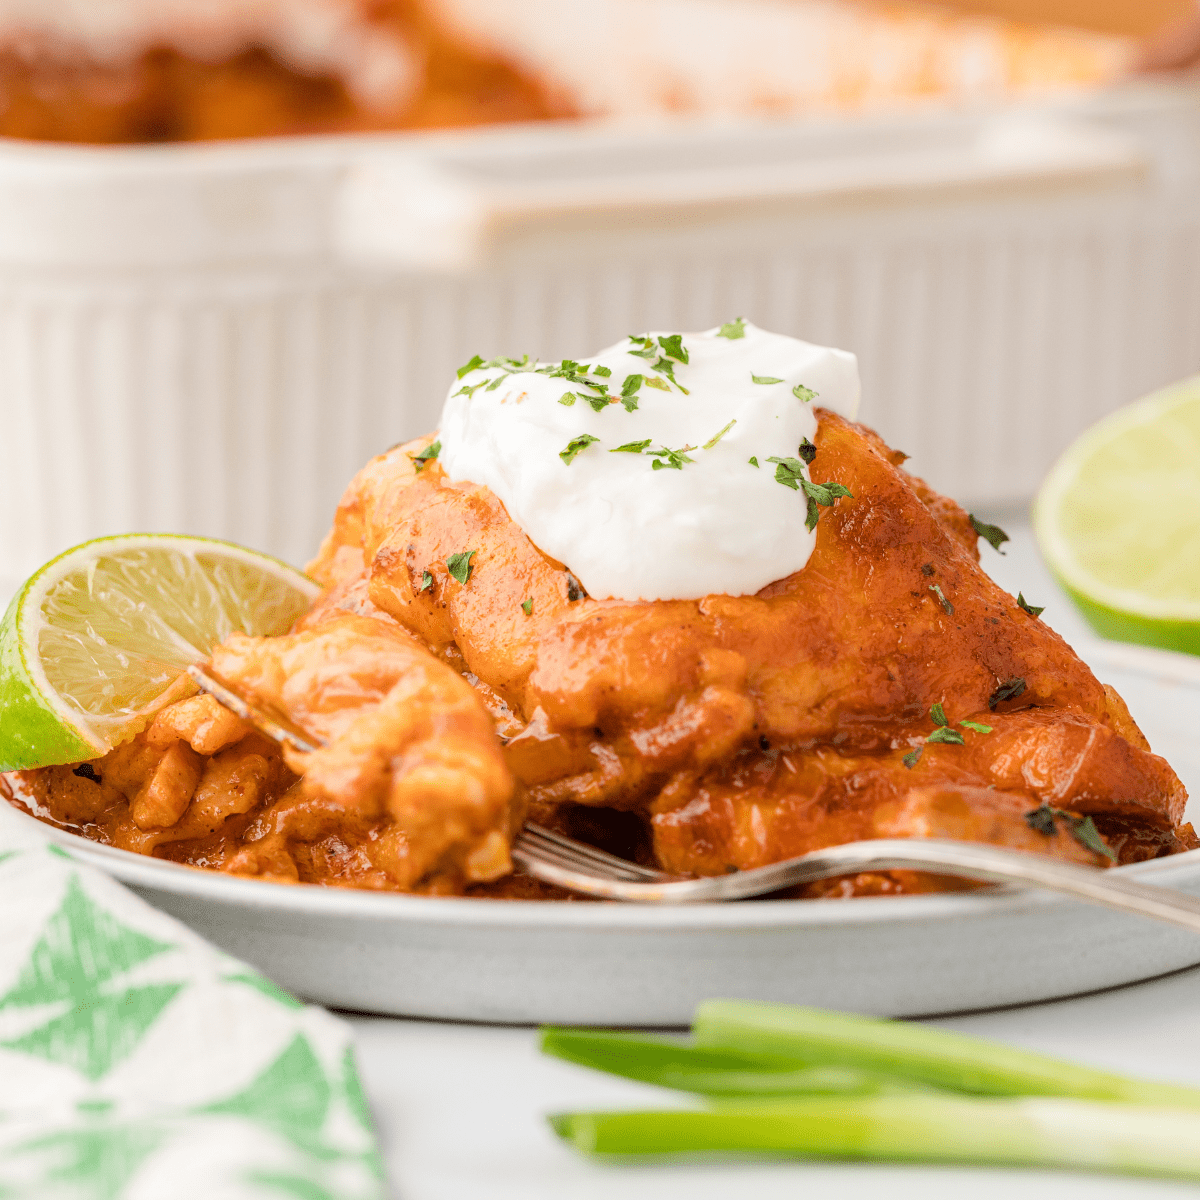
[437,322,860,601]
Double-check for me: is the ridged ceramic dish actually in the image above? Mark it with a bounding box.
[6,639,1199,1025]
[2,81,1199,584]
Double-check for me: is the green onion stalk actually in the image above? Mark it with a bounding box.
[542,1001,1200,1180]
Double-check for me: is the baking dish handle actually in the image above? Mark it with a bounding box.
[334,115,1146,270]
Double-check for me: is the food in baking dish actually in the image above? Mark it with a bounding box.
[4,325,1193,896]
[0,0,571,143]
[0,0,1129,143]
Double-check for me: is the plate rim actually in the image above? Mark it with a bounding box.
[4,636,1198,932]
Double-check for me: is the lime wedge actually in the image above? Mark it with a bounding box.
[0,534,319,770]
[1034,376,1200,655]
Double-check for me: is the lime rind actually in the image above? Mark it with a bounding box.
[1034,376,1200,632]
[0,534,320,772]
[0,585,99,770]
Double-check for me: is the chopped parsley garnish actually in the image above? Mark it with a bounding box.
[446,551,477,586]
[1024,804,1116,862]
[926,726,965,745]
[793,384,818,404]
[620,374,643,411]
[611,439,652,454]
[767,456,807,490]
[717,318,746,340]
[649,444,697,471]
[411,439,441,473]
[560,434,600,465]
[521,598,533,616]
[626,336,689,393]
[989,678,1027,709]
[454,380,486,399]
[657,334,689,364]
[752,374,783,385]
[902,747,923,769]
[797,438,817,465]
[929,584,954,615]
[1017,593,1045,618]
[585,393,611,413]
[749,456,760,468]
[702,419,736,450]
[457,354,485,379]
[420,570,434,593]
[593,365,612,377]
[559,392,577,407]
[767,456,853,530]
[970,514,1010,554]
[925,703,991,744]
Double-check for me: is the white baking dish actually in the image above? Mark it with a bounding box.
[1,82,1198,583]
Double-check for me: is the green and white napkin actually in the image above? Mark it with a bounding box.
[0,812,386,1200]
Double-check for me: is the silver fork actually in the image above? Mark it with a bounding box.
[188,664,1200,931]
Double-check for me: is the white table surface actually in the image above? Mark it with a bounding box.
[340,522,1200,1200]
[5,523,1198,1199]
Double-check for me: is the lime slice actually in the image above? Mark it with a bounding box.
[0,534,320,771]
[1034,375,1200,655]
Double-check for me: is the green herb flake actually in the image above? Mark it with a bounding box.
[1025,804,1057,837]
[620,374,644,412]
[1024,804,1116,862]
[454,381,486,399]
[1069,814,1118,862]
[611,439,652,454]
[521,598,533,616]
[456,354,485,379]
[593,365,612,377]
[970,514,1010,555]
[793,384,818,404]
[717,318,746,340]
[930,702,948,727]
[902,747,923,769]
[446,550,477,586]
[585,394,611,413]
[1017,593,1045,618]
[411,440,442,473]
[989,678,1027,710]
[960,720,993,734]
[925,726,966,746]
[703,419,737,450]
[797,438,817,465]
[767,457,853,530]
[749,456,759,468]
[559,392,577,407]
[419,570,434,593]
[752,374,783,385]
[929,584,954,615]
[767,456,805,490]
[644,377,671,392]
[560,434,600,465]
[649,444,696,471]
[657,334,689,364]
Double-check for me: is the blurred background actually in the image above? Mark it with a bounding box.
[0,0,1197,579]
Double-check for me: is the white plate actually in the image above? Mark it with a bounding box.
[5,639,1200,1026]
